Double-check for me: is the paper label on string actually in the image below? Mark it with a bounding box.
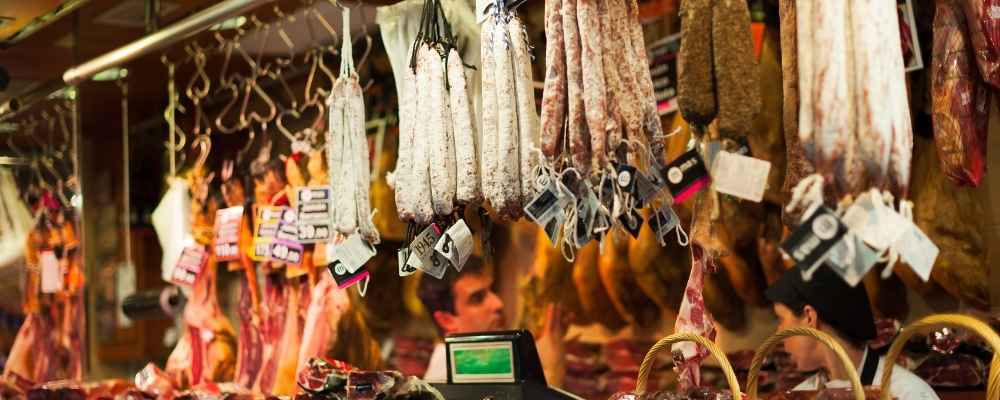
[435,220,475,271]
[896,226,938,282]
[171,245,208,286]
[710,151,770,202]
[841,191,908,251]
[398,248,417,277]
[408,224,446,279]
[825,233,879,287]
[648,205,680,245]
[663,149,710,203]
[213,206,243,262]
[297,187,334,243]
[328,233,377,274]
[781,206,848,279]
[40,251,62,294]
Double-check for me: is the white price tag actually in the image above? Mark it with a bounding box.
[398,248,417,277]
[40,251,62,294]
[408,224,446,279]
[435,220,475,271]
[841,190,907,251]
[710,151,771,203]
[824,234,879,287]
[895,226,938,282]
[328,233,377,274]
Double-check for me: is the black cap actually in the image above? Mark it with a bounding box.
[766,266,876,344]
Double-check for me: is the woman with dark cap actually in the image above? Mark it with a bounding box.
[766,267,938,399]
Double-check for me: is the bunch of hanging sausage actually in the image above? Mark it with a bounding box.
[328,16,380,244]
[540,0,665,174]
[481,8,540,220]
[392,30,481,224]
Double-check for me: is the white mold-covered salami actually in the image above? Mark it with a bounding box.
[494,18,523,218]
[392,54,417,221]
[481,18,501,210]
[429,46,457,216]
[509,16,540,202]
[347,78,379,244]
[412,45,436,224]
[448,48,482,205]
[850,0,892,189]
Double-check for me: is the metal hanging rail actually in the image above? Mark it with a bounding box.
[62,0,274,85]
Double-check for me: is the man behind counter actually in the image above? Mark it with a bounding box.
[767,267,938,399]
[418,256,568,386]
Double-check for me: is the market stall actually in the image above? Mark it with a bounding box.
[0,0,996,399]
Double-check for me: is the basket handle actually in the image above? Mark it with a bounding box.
[879,314,1000,400]
[745,327,864,400]
[635,332,742,397]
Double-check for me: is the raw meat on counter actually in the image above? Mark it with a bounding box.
[608,387,735,400]
[763,388,886,400]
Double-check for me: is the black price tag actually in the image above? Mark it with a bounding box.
[614,163,638,194]
[662,149,710,204]
[574,183,599,247]
[524,184,561,224]
[329,260,370,290]
[780,206,848,277]
[648,205,680,244]
[618,209,644,238]
[632,172,662,208]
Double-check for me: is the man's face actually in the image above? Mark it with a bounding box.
[439,273,505,335]
[774,303,823,372]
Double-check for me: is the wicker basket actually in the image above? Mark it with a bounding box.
[745,327,865,400]
[634,332,742,396]
[879,314,1000,400]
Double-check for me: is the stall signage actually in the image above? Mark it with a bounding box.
[214,206,243,262]
[171,244,208,286]
[296,187,333,243]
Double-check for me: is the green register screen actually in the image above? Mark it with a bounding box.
[449,341,516,383]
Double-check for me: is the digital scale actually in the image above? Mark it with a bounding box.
[431,330,584,400]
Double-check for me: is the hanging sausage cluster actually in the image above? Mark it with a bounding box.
[392,0,481,224]
[677,0,760,138]
[540,0,664,173]
[328,9,380,244]
[481,5,540,220]
[793,1,912,200]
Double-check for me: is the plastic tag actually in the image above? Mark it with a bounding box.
[435,220,475,271]
[328,233,377,274]
[618,209,644,238]
[171,244,208,286]
[663,149,710,203]
[214,206,243,261]
[329,261,370,292]
[648,204,680,245]
[895,225,938,282]
[825,233,879,287]
[781,206,848,280]
[614,163,638,195]
[296,187,334,243]
[524,183,562,226]
[633,172,663,208]
[40,251,62,294]
[408,224,446,279]
[574,183,599,247]
[710,151,771,203]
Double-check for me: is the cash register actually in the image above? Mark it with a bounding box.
[431,330,583,400]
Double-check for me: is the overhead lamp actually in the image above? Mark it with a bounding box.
[210,16,246,31]
[92,67,128,81]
